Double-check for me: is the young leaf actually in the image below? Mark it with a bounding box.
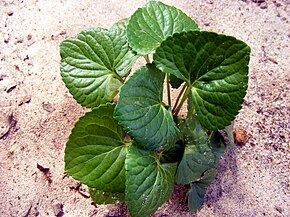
[175,113,215,184]
[154,31,251,130]
[60,20,137,108]
[188,183,206,212]
[175,139,215,185]
[125,145,177,217]
[114,64,179,151]
[65,103,127,192]
[89,188,125,204]
[127,1,199,55]
[187,168,216,212]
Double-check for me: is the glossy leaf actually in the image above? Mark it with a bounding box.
[60,20,137,108]
[125,145,177,217]
[154,31,251,130]
[127,1,199,55]
[65,103,127,192]
[89,188,125,204]
[114,64,179,151]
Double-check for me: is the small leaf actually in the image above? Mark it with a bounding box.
[176,114,215,184]
[175,141,215,185]
[187,168,216,212]
[60,20,137,108]
[127,1,199,55]
[125,145,177,217]
[65,103,127,192]
[114,64,179,151]
[89,188,125,204]
[188,183,206,212]
[154,31,251,130]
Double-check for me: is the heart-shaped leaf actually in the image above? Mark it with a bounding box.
[89,188,125,204]
[154,31,251,130]
[65,103,128,192]
[60,20,138,108]
[125,145,177,217]
[114,64,179,151]
[127,1,199,55]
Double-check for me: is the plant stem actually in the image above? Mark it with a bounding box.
[172,84,187,112]
[174,84,191,116]
[144,55,150,63]
[166,74,171,108]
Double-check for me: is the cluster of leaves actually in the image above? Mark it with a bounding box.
[60,1,250,216]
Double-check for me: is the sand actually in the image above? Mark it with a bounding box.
[0,0,289,216]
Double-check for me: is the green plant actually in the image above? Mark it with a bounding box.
[60,1,250,216]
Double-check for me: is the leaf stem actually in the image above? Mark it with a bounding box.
[144,55,150,63]
[174,84,191,116]
[166,74,171,108]
[113,69,125,83]
[172,84,187,112]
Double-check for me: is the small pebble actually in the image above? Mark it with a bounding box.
[42,102,55,113]
[53,203,64,217]
[233,129,248,145]
[7,10,13,16]
[27,34,32,40]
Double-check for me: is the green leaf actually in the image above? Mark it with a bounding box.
[127,1,199,55]
[114,64,179,151]
[176,113,215,184]
[65,103,127,192]
[188,183,206,212]
[60,20,138,108]
[175,140,215,185]
[125,145,177,217]
[89,188,125,204]
[154,31,251,130]
[187,168,216,212]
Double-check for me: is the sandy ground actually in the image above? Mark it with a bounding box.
[0,0,289,216]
